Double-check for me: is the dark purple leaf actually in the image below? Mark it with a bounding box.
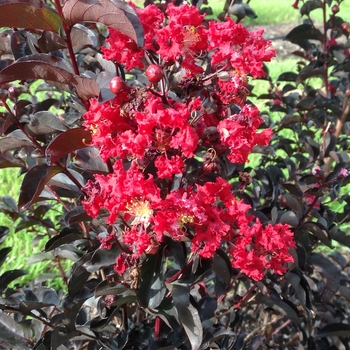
[0,226,10,244]
[279,211,299,227]
[0,247,11,268]
[19,300,56,314]
[197,296,217,321]
[83,245,121,273]
[0,0,61,32]
[279,115,304,128]
[255,293,299,323]
[0,54,99,100]
[68,265,90,297]
[10,30,30,60]
[71,23,98,48]
[282,183,303,198]
[300,0,323,16]
[0,152,25,168]
[279,193,304,217]
[97,71,117,103]
[95,280,128,297]
[296,64,325,84]
[37,31,67,53]
[45,127,92,164]
[75,147,109,173]
[0,30,11,53]
[136,252,166,309]
[285,24,324,43]
[277,72,298,81]
[309,253,340,292]
[0,131,33,152]
[0,269,28,290]
[332,229,350,248]
[18,164,62,210]
[167,283,203,350]
[62,0,144,47]
[47,170,85,195]
[63,205,93,226]
[33,98,59,113]
[27,251,54,265]
[301,222,332,248]
[45,228,84,251]
[316,323,350,338]
[213,249,232,285]
[28,111,68,134]
[55,244,83,262]
[0,310,32,345]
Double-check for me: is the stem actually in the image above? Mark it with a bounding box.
[154,317,161,338]
[54,0,79,76]
[234,277,262,309]
[322,0,329,99]
[324,93,349,174]
[56,255,68,286]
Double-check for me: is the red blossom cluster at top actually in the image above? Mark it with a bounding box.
[82,2,296,281]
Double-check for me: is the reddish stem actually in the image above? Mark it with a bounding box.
[154,317,161,338]
[322,0,329,98]
[54,0,79,76]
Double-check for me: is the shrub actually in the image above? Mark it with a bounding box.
[0,0,349,349]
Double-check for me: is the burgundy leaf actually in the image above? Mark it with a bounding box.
[0,54,99,100]
[62,0,144,47]
[45,127,92,164]
[37,31,67,53]
[18,164,62,210]
[71,24,98,48]
[0,130,33,152]
[0,0,61,32]
[0,30,11,53]
[75,147,109,173]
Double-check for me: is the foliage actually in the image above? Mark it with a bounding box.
[0,0,350,349]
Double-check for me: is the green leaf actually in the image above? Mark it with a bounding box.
[62,0,144,47]
[0,0,61,32]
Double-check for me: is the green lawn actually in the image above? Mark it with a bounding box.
[0,168,66,289]
[205,0,350,25]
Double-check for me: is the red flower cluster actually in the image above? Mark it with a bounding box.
[82,2,295,281]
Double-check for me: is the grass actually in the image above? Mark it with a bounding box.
[205,0,350,25]
[0,167,67,290]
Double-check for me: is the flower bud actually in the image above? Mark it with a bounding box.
[8,86,20,99]
[109,76,129,95]
[331,5,339,14]
[145,64,164,83]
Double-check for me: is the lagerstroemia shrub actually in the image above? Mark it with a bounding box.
[0,0,349,349]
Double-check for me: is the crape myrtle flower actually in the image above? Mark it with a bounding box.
[82,2,295,281]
